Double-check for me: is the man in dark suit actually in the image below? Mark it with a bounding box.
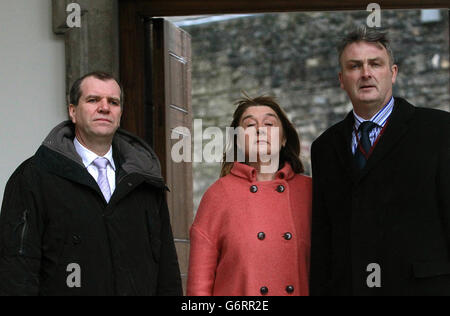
[310,26,450,295]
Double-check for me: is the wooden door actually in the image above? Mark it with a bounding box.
[146,18,193,292]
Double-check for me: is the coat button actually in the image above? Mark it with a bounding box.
[72,235,82,245]
[286,285,294,294]
[260,286,269,295]
[257,232,266,240]
[284,232,292,240]
[276,185,285,193]
[250,185,258,193]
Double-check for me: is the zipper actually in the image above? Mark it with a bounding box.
[19,209,29,255]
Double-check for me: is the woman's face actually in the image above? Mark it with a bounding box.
[238,106,286,164]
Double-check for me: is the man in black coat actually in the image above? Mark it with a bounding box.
[310,26,450,295]
[0,71,182,296]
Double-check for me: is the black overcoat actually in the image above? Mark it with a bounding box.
[0,121,182,296]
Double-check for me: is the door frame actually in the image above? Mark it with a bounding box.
[119,0,450,141]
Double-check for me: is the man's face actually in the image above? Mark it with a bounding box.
[69,77,122,144]
[339,41,398,117]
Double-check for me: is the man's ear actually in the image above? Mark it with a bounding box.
[338,72,345,90]
[391,64,398,85]
[68,104,77,124]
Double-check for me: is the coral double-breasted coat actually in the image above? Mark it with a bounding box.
[187,162,312,296]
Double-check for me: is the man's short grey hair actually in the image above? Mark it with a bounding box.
[337,26,395,68]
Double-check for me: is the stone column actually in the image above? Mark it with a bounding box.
[52,0,119,102]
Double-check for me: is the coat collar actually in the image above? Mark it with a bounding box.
[35,121,165,201]
[39,120,165,187]
[230,162,296,182]
[73,136,116,171]
[332,97,416,184]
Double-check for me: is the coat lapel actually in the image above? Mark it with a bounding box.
[357,98,416,183]
[332,111,358,183]
[35,145,102,194]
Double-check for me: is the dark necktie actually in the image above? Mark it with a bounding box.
[354,121,378,169]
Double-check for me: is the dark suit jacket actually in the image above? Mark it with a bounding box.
[310,97,450,296]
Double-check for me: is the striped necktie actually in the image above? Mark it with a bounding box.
[93,157,111,202]
[354,121,378,169]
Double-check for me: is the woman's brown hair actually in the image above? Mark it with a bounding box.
[220,94,304,177]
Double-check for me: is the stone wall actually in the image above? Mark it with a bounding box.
[179,9,450,212]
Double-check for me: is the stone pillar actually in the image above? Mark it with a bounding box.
[52,0,119,102]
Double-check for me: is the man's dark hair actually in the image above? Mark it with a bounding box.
[69,71,124,107]
[337,26,395,68]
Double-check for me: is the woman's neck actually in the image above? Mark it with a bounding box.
[248,161,277,182]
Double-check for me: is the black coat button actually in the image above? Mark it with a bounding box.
[284,232,292,240]
[260,286,269,295]
[257,232,266,240]
[72,235,82,245]
[250,185,258,193]
[286,285,294,294]
[276,185,285,193]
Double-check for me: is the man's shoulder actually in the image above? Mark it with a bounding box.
[396,97,450,124]
[5,144,71,189]
[312,119,349,149]
[414,106,450,125]
[12,156,37,176]
[4,156,39,191]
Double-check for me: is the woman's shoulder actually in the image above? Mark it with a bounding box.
[200,173,243,203]
[289,173,312,194]
[193,175,237,230]
[201,177,227,201]
[291,173,312,185]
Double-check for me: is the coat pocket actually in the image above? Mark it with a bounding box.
[412,261,450,279]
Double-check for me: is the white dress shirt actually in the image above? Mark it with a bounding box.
[73,137,116,194]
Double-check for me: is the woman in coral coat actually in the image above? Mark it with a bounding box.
[187,95,312,296]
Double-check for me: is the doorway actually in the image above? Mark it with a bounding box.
[118,1,450,293]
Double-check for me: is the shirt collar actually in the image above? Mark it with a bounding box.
[73,137,116,171]
[353,96,395,130]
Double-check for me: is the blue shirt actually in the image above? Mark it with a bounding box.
[352,96,394,154]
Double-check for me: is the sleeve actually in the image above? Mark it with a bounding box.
[438,116,450,251]
[155,195,183,296]
[186,184,222,296]
[309,141,333,296]
[186,225,219,296]
[0,163,43,296]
